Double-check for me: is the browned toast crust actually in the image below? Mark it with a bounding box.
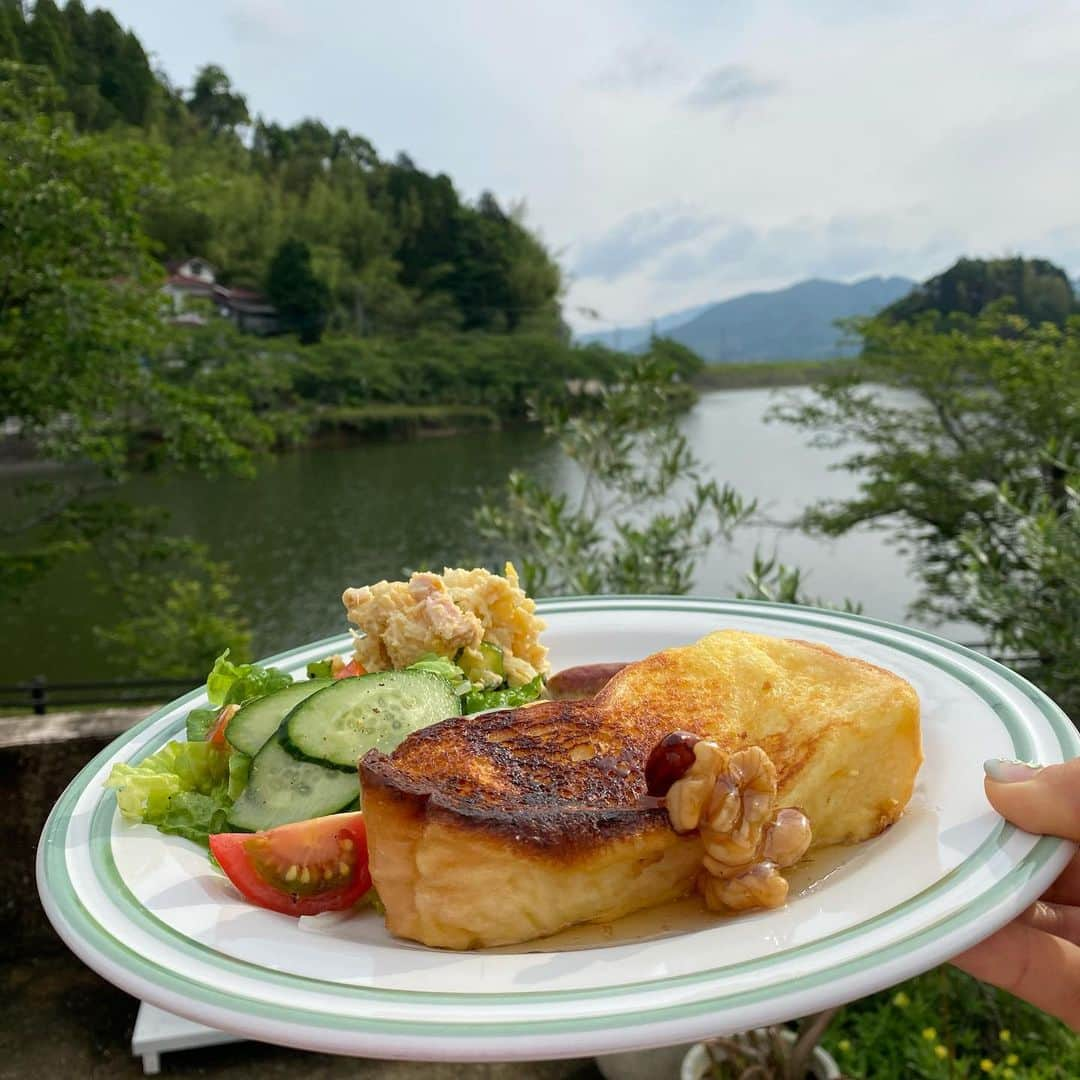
[361,699,668,854]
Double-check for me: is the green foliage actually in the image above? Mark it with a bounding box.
[265,238,331,344]
[186,63,248,134]
[737,552,863,613]
[91,521,253,679]
[475,348,752,596]
[9,1,159,129]
[646,334,705,381]
[775,309,1080,716]
[0,63,260,661]
[0,64,276,479]
[822,966,1080,1079]
[882,257,1076,328]
[2,9,564,336]
[0,3,24,62]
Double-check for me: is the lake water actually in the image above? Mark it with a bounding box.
[0,388,970,684]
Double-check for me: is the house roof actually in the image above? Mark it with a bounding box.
[165,256,216,273]
[166,273,216,289]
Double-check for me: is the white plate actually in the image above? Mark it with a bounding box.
[37,597,1079,1062]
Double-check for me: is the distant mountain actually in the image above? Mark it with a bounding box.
[671,276,917,361]
[576,301,714,352]
[579,276,916,361]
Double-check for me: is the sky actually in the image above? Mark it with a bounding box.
[106,0,1080,332]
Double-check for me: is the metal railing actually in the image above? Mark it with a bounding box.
[0,676,202,715]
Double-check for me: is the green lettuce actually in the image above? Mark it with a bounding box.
[306,657,335,679]
[406,653,471,694]
[106,739,236,847]
[463,674,544,715]
[184,707,219,742]
[185,649,294,743]
[205,649,293,707]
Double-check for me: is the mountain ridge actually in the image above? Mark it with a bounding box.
[578,275,916,361]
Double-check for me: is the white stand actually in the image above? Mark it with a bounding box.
[131,1002,243,1074]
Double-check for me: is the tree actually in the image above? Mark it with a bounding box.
[266,238,331,344]
[882,257,1076,328]
[187,63,248,133]
[0,62,266,671]
[774,308,1080,717]
[475,347,752,596]
[21,0,69,76]
[0,1,22,61]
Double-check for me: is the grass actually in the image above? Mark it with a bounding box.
[693,357,857,390]
[821,966,1080,1079]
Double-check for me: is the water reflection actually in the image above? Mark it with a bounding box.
[0,388,967,682]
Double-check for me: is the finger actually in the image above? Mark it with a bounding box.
[951,920,1080,1030]
[984,758,1080,841]
[1042,849,1080,906]
[1019,901,1080,946]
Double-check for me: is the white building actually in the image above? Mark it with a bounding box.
[162,258,280,335]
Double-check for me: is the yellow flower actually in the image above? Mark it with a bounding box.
[892,991,910,1008]
[922,1027,937,1040]
[1006,1054,1019,1066]
[999,1028,1011,1043]
[837,1040,851,1054]
[934,1046,949,1060]
[980,1060,995,1073]
[1002,1070,1015,1080]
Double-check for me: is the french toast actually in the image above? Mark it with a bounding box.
[359,629,922,949]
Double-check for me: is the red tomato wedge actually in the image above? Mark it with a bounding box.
[333,657,366,679]
[209,812,371,917]
[207,704,239,748]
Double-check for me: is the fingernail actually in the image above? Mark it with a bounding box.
[984,759,1043,783]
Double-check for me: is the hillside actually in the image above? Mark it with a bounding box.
[880,257,1076,327]
[669,276,915,361]
[0,1,563,341]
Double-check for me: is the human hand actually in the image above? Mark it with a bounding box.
[951,757,1080,1030]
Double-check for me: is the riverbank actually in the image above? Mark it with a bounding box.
[294,403,501,444]
[1,361,840,468]
[694,357,854,389]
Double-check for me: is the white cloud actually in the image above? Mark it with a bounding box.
[682,64,782,110]
[589,42,683,92]
[104,0,1080,330]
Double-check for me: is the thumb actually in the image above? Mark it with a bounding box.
[983,758,1080,841]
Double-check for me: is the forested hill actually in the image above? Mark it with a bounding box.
[0,0,563,338]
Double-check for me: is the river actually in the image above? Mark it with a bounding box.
[0,387,969,685]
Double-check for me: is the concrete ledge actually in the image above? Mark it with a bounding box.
[0,706,153,749]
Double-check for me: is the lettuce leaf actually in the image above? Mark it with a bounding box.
[306,657,335,679]
[463,674,544,715]
[184,706,219,743]
[406,653,471,694]
[206,648,293,707]
[106,739,236,848]
[185,649,294,743]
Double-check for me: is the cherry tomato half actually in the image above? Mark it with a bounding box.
[209,812,371,917]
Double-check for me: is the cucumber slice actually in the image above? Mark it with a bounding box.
[226,736,358,832]
[480,641,505,678]
[460,640,504,684]
[224,678,332,756]
[282,670,461,772]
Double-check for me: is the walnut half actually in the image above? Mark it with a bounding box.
[664,741,812,913]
